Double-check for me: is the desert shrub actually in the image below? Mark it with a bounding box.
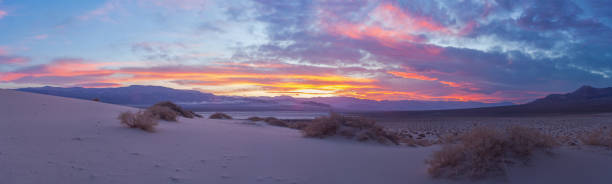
[147,105,178,122]
[209,112,233,119]
[439,132,462,144]
[303,117,338,138]
[246,116,289,127]
[506,126,557,158]
[118,111,158,132]
[247,116,264,121]
[263,117,288,127]
[581,129,612,148]
[400,137,434,147]
[427,126,557,179]
[427,144,466,177]
[287,122,309,130]
[151,101,201,118]
[302,113,398,145]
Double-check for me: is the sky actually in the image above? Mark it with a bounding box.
[0,0,611,103]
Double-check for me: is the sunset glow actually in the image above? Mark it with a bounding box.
[1,0,611,103]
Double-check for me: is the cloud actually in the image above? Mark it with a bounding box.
[143,0,209,10]
[3,0,612,103]
[30,34,48,40]
[224,0,612,102]
[78,1,121,22]
[0,56,29,64]
[76,0,210,23]
[0,47,30,65]
[0,10,6,19]
[0,56,534,102]
[1,59,384,98]
[131,42,211,62]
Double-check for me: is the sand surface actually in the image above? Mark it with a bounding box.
[2,89,612,184]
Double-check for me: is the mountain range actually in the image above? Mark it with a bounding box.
[16,85,513,111]
[358,85,612,118]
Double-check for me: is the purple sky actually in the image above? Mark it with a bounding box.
[1,0,611,102]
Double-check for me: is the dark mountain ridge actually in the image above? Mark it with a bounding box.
[15,85,510,111]
[358,85,612,118]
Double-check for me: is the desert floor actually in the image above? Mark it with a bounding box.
[2,89,612,184]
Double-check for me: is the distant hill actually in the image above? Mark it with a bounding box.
[17,85,330,111]
[304,96,513,111]
[18,85,218,105]
[358,85,612,118]
[530,85,612,105]
[15,85,511,111]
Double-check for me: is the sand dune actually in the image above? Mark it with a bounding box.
[2,89,612,184]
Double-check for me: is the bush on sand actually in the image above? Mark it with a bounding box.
[146,105,178,121]
[150,101,202,118]
[581,128,612,148]
[118,111,158,132]
[209,112,233,119]
[247,116,290,127]
[263,117,288,127]
[426,126,557,179]
[247,116,264,121]
[302,113,399,145]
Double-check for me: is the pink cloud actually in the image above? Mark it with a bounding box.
[0,47,30,65]
[31,34,48,40]
[0,10,7,19]
[318,2,476,47]
[143,0,208,10]
[1,56,549,103]
[0,56,29,64]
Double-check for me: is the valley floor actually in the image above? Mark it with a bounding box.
[2,89,612,184]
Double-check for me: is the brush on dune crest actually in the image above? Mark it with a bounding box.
[581,128,612,148]
[248,116,307,129]
[118,111,159,132]
[427,126,557,179]
[209,112,232,119]
[302,113,399,145]
[247,116,264,121]
[263,117,288,127]
[247,116,288,127]
[146,105,178,121]
[151,101,202,118]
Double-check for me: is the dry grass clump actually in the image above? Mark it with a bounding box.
[151,101,202,118]
[247,116,289,127]
[247,116,264,121]
[263,117,288,127]
[209,112,233,119]
[427,126,557,179]
[118,111,158,132]
[287,122,309,130]
[400,137,435,147]
[506,126,557,158]
[302,113,399,145]
[146,105,178,121]
[580,128,612,148]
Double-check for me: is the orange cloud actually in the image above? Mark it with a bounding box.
[1,60,517,102]
[387,71,438,81]
[387,70,477,90]
[360,90,504,102]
